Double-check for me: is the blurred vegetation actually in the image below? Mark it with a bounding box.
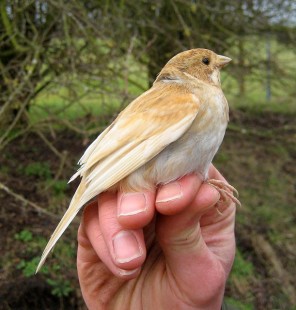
[0,0,295,309]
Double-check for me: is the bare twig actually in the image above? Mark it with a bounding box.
[0,95,32,147]
[0,181,60,220]
[0,123,33,151]
[34,129,72,168]
[57,118,104,136]
[55,150,68,181]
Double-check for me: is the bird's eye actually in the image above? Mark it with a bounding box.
[202,57,210,65]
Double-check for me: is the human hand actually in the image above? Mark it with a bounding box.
[77,165,236,309]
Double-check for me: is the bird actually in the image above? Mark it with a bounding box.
[36,48,240,272]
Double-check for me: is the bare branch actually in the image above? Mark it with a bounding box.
[0,181,60,220]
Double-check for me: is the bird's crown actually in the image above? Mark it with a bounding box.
[157,48,231,86]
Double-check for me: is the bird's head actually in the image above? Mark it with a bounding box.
[161,48,231,87]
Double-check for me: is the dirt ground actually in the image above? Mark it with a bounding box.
[0,110,295,309]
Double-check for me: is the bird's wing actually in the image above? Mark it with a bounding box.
[71,86,200,182]
[36,85,200,272]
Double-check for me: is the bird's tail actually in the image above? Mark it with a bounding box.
[36,180,86,273]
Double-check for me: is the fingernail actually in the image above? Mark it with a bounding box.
[118,193,147,216]
[156,181,183,203]
[112,231,143,263]
[118,267,141,276]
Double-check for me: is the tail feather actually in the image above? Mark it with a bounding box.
[36,180,86,273]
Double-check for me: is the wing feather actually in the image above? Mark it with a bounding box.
[81,114,196,204]
[37,84,200,272]
[76,88,199,180]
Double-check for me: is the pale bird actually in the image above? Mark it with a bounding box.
[36,48,240,273]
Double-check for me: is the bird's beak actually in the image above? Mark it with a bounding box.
[217,55,232,68]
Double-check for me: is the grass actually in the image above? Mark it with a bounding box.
[31,86,115,122]
[30,56,148,126]
[224,297,253,310]
[222,36,296,116]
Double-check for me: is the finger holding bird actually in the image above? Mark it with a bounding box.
[36,48,238,273]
